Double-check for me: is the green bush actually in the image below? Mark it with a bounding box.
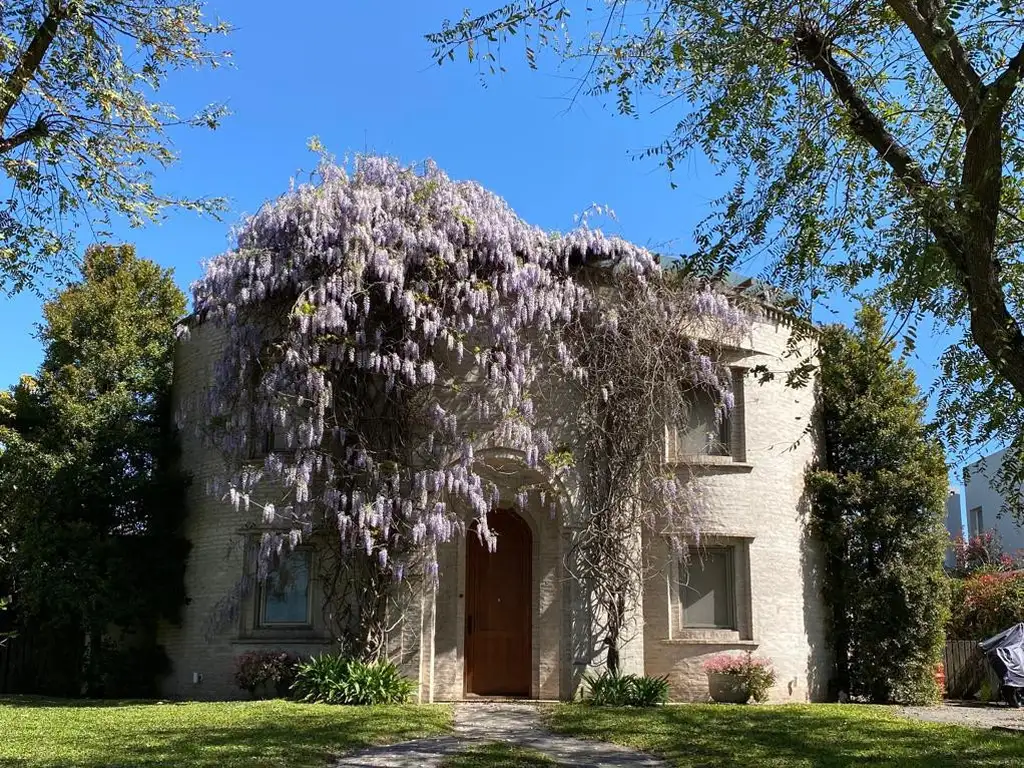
[582,671,669,706]
[291,654,414,705]
[948,571,1024,640]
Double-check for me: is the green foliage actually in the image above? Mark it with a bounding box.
[582,671,669,707]
[233,651,300,699]
[807,307,950,704]
[546,703,1024,767]
[948,571,1024,640]
[0,244,189,695]
[291,654,415,705]
[0,1,231,294]
[429,2,1024,523]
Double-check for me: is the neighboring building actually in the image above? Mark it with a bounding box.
[963,449,1024,556]
[158,294,830,703]
[945,488,963,569]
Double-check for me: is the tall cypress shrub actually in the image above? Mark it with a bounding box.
[808,306,949,704]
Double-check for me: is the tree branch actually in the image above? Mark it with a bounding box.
[792,19,1024,398]
[0,116,50,154]
[884,0,982,115]
[792,20,934,197]
[987,42,1024,109]
[0,2,68,130]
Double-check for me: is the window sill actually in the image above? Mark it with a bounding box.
[232,633,332,645]
[667,456,754,471]
[661,638,759,648]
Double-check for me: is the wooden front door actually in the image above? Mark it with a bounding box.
[465,511,532,696]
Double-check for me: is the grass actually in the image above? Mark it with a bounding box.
[546,703,1024,768]
[0,696,452,768]
[439,742,557,767]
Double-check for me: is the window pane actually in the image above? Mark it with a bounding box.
[679,389,730,457]
[681,549,733,628]
[261,550,311,625]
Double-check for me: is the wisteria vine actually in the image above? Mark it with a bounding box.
[185,154,750,656]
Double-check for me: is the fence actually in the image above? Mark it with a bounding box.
[944,639,1002,699]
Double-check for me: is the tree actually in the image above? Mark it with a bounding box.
[0,244,189,695]
[0,1,231,295]
[427,1,1024,512]
[807,306,949,704]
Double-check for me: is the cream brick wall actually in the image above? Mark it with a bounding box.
[162,311,828,702]
[641,315,829,702]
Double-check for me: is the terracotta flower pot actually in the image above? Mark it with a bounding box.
[707,672,751,704]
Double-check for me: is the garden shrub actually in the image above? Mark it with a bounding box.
[703,652,778,703]
[291,653,414,705]
[948,570,1024,640]
[949,532,1018,577]
[233,650,298,699]
[806,309,949,704]
[582,671,670,706]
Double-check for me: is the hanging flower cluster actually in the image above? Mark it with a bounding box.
[187,155,748,583]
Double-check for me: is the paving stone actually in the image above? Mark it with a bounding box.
[331,702,670,767]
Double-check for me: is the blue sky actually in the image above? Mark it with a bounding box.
[0,2,967,484]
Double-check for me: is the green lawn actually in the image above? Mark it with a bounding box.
[439,742,557,767]
[546,703,1024,768]
[0,697,452,768]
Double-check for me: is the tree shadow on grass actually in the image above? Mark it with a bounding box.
[0,695,169,708]
[0,701,452,768]
[547,704,1024,768]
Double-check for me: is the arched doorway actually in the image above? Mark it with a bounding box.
[464,510,532,696]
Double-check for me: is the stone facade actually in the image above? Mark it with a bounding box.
[159,309,829,702]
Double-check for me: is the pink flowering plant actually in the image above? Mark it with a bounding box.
[234,650,299,699]
[703,651,777,703]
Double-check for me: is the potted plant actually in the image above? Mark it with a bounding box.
[703,651,777,704]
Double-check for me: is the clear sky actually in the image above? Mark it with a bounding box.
[0,1,967,481]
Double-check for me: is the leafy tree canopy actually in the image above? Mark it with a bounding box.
[0,1,231,295]
[428,1,1024,512]
[0,244,189,695]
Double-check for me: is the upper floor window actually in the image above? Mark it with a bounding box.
[969,506,984,536]
[257,549,312,627]
[666,368,745,463]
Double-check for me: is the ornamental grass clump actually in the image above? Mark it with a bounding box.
[583,671,670,706]
[292,653,414,705]
[703,651,777,703]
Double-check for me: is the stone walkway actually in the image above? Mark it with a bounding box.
[332,702,669,767]
[896,700,1024,732]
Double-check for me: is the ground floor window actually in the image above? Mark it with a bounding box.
[680,546,735,630]
[669,536,753,641]
[258,549,312,627]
